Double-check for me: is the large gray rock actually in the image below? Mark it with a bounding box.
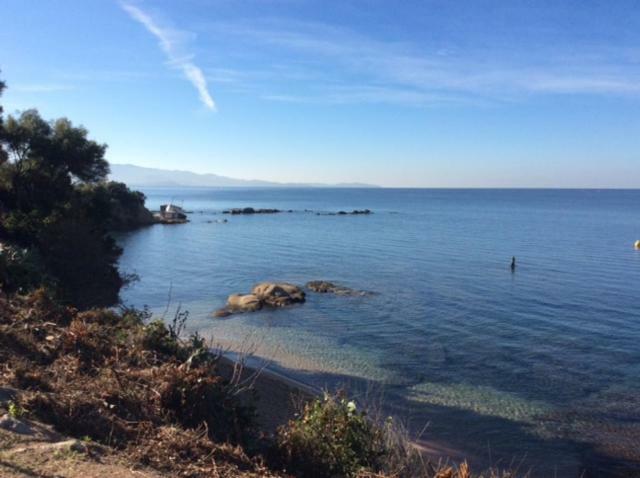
[252,282,305,307]
[214,282,306,317]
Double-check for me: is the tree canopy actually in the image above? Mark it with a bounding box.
[0,73,152,308]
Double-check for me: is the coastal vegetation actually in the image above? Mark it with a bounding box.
[0,289,512,478]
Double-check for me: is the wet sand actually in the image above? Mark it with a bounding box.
[216,355,318,433]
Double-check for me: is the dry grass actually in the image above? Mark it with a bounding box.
[0,289,283,477]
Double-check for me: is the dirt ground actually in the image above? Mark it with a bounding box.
[0,411,164,478]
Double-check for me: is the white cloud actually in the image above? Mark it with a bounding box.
[121,2,216,111]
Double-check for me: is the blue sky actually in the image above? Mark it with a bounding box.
[1,0,639,187]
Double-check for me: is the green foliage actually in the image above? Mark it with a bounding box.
[277,393,389,478]
[142,319,182,357]
[37,215,124,307]
[8,400,26,419]
[0,73,5,132]
[77,181,155,231]
[1,109,108,185]
[0,83,154,307]
[0,243,48,293]
[140,308,214,367]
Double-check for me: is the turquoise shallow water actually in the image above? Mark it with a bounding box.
[116,188,640,477]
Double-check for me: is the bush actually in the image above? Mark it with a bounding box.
[141,319,181,357]
[276,392,388,478]
[76,181,156,231]
[0,243,48,293]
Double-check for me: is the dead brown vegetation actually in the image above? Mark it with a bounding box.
[0,289,279,477]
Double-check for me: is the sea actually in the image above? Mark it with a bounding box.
[115,188,640,477]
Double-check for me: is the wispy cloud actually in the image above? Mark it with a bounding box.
[207,19,640,106]
[121,2,216,111]
[263,85,469,107]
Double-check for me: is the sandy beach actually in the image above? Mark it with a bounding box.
[216,355,318,433]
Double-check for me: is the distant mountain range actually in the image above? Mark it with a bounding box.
[109,164,379,188]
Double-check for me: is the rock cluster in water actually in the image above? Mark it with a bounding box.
[214,282,306,317]
[222,208,283,215]
[316,209,372,216]
[214,280,373,317]
[220,207,372,216]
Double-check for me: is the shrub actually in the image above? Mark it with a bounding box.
[141,319,181,357]
[276,392,388,478]
[8,400,26,419]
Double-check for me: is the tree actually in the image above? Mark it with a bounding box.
[2,109,108,185]
[0,96,126,307]
[77,181,155,231]
[0,73,156,307]
[0,73,6,165]
[0,109,110,243]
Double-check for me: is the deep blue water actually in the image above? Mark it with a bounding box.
[116,188,640,477]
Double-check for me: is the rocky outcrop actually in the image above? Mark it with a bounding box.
[306,281,373,296]
[152,212,188,225]
[316,209,372,216]
[220,208,370,216]
[343,209,371,215]
[252,282,306,307]
[214,282,306,317]
[223,208,282,215]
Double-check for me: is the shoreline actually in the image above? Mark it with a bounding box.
[215,350,469,465]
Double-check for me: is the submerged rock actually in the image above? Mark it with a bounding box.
[306,280,373,296]
[213,309,232,318]
[214,282,306,317]
[228,293,262,312]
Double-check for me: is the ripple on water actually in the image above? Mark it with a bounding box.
[206,314,398,385]
[407,381,553,426]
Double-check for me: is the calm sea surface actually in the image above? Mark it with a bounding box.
[116,188,640,477]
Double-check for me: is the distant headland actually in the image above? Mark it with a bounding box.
[109,163,380,189]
